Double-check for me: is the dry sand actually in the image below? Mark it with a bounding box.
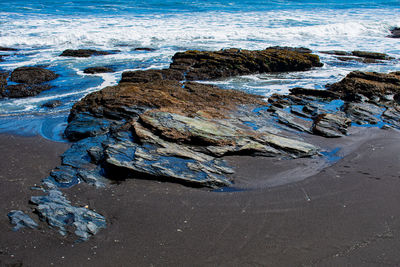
[1,128,400,266]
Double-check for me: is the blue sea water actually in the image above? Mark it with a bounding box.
[0,0,399,141]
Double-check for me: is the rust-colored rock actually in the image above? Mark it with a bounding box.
[69,80,266,122]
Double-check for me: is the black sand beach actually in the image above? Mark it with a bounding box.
[1,127,400,266]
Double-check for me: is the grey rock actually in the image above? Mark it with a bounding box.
[31,189,106,240]
[312,113,351,137]
[8,210,38,231]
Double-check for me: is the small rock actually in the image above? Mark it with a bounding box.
[41,100,61,108]
[387,27,400,38]
[8,210,38,231]
[134,47,156,51]
[60,49,113,57]
[83,66,114,74]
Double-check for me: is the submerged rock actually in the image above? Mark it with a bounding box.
[60,49,113,57]
[83,66,114,74]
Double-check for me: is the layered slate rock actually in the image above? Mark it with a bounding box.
[312,113,351,137]
[60,49,113,57]
[268,71,400,135]
[1,67,58,98]
[64,74,319,189]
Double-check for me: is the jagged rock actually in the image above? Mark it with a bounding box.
[169,48,323,80]
[312,113,351,137]
[1,84,53,98]
[382,105,400,128]
[344,102,384,125]
[10,67,58,84]
[60,49,113,57]
[328,71,400,100]
[104,134,234,188]
[41,100,61,108]
[65,113,116,141]
[31,189,106,240]
[271,108,312,133]
[8,210,38,231]
[137,111,317,158]
[120,69,184,83]
[388,27,400,38]
[83,66,114,74]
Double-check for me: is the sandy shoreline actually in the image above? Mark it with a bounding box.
[1,128,400,266]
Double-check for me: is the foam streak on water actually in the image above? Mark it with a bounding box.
[1,1,400,140]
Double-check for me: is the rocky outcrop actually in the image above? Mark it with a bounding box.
[60,49,113,57]
[83,66,114,74]
[14,47,400,241]
[169,48,323,80]
[327,71,400,101]
[1,67,58,98]
[120,47,323,83]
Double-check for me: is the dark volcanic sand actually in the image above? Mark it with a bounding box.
[1,129,400,266]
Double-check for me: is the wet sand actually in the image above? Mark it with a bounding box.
[1,128,400,266]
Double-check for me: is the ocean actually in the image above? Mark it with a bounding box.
[0,0,399,141]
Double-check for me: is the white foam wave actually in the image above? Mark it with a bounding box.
[1,8,399,54]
